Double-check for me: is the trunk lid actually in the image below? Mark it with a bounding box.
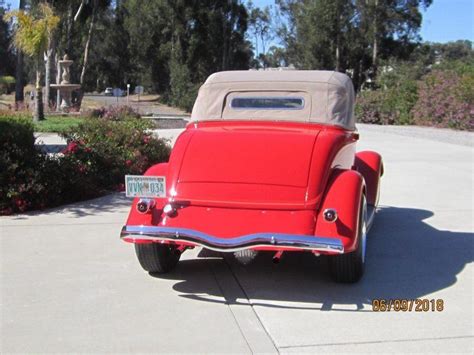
[172,123,321,209]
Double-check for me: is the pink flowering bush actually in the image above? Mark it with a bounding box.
[412,70,474,131]
[89,105,141,121]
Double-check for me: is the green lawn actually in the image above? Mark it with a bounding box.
[34,115,85,133]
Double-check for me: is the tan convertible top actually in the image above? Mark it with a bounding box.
[191,70,356,130]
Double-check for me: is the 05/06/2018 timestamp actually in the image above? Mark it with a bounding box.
[372,299,444,312]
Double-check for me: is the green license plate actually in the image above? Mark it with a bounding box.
[125,175,166,198]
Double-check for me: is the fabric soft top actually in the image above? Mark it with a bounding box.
[191,70,356,130]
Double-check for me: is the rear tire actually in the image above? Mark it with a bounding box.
[329,195,367,283]
[135,243,181,273]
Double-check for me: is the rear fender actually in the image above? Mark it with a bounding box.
[354,151,383,206]
[126,163,169,227]
[314,169,364,253]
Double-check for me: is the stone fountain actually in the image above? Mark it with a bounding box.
[50,54,81,111]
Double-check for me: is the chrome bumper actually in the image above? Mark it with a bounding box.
[120,225,344,253]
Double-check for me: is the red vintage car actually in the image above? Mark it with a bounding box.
[121,70,383,283]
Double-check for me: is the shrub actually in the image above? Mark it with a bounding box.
[412,70,474,131]
[62,114,171,191]
[1,109,171,215]
[355,90,393,125]
[356,60,422,125]
[356,81,418,126]
[356,58,473,130]
[0,114,61,214]
[89,105,141,120]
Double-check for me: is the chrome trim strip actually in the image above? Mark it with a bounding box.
[120,225,344,253]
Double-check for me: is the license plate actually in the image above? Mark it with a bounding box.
[125,175,166,198]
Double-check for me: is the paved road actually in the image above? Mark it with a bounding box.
[2,125,473,353]
[84,94,186,116]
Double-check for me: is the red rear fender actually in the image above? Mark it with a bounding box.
[354,151,383,206]
[314,169,365,253]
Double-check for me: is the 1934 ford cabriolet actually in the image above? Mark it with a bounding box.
[121,70,383,283]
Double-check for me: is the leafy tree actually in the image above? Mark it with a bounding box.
[276,0,355,70]
[432,40,473,63]
[263,46,289,68]
[7,0,26,104]
[123,0,251,109]
[355,0,433,77]
[0,0,15,77]
[247,1,273,68]
[276,0,433,89]
[6,3,59,121]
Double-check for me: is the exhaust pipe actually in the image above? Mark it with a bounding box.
[272,251,283,264]
[234,249,258,265]
[136,198,156,214]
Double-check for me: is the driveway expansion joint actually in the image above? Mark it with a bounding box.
[278,335,474,349]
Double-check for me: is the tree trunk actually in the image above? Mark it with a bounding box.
[77,1,97,108]
[335,6,341,72]
[353,59,361,92]
[66,2,73,55]
[254,33,259,61]
[15,50,24,105]
[79,7,96,84]
[14,0,26,106]
[221,8,227,70]
[44,42,53,111]
[372,0,378,77]
[55,53,61,111]
[335,21,340,72]
[34,56,44,122]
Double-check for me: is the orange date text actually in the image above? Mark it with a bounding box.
[372,299,444,312]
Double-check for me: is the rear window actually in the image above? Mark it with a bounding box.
[230,97,304,110]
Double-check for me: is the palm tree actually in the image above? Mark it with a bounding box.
[6,3,59,121]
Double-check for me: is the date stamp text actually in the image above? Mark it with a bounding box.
[372,299,444,312]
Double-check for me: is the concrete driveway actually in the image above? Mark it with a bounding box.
[1,125,473,353]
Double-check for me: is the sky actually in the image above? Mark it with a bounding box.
[4,0,473,43]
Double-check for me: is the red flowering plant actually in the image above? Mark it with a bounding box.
[62,109,170,192]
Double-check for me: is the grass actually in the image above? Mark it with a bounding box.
[34,115,85,133]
